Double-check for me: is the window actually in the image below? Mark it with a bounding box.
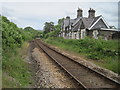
[75,34,76,39]
[93,30,98,39]
[81,29,86,39]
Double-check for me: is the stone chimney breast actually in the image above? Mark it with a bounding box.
[88,8,95,18]
[77,8,83,18]
[66,16,70,19]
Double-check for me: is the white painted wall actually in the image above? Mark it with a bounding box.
[63,32,65,38]
[72,32,74,39]
[81,29,86,39]
[76,31,80,39]
[93,30,98,39]
[66,33,69,39]
[69,32,72,39]
[73,32,77,39]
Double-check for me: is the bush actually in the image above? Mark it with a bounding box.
[2,16,40,87]
[87,53,99,60]
[1,16,40,50]
[44,37,119,74]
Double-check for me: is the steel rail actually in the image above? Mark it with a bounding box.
[35,39,120,88]
[35,40,87,89]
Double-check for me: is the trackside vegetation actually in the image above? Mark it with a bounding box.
[42,18,119,74]
[2,16,41,87]
[44,37,120,74]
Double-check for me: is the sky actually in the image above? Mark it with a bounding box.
[0,1,119,30]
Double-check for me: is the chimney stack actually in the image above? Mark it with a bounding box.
[66,16,70,24]
[88,8,95,18]
[77,8,83,18]
[66,16,70,19]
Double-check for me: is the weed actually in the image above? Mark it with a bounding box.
[2,42,33,88]
[44,37,119,74]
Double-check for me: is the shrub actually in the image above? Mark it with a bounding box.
[44,37,119,74]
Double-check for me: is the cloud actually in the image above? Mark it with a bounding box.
[0,0,119,2]
[1,2,118,30]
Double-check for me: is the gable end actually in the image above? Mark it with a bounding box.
[88,16,110,30]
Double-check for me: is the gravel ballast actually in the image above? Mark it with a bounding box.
[32,47,79,88]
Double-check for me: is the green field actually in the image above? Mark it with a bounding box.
[44,37,119,74]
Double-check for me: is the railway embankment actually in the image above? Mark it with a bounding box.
[36,39,120,88]
[44,37,120,75]
[43,39,120,82]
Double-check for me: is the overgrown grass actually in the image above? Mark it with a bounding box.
[0,68,1,88]
[2,42,33,88]
[44,37,119,74]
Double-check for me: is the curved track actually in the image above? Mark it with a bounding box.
[35,39,120,89]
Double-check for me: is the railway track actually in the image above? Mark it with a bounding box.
[35,39,120,89]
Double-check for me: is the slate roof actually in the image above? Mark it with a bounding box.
[72,19,82,31]
[63,19,69,27]
[62,19,76,27]
[62,15,101,31]
[72,17,81,26]
[88,15,101,28]
[82,18,93,29]
[70,19,76,25]
[72,22,80,31]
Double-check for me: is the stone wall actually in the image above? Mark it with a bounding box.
[87,30,117,40]
[60,28,118,40]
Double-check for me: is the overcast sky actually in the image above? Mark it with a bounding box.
[1,2,119,30]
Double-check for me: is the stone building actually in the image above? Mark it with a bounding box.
[59,8,119,40]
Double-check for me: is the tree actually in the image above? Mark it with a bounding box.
[53,18,64,36]
[43,22,54,34]
[43,18,64,38]
[24,27,34,31]
[58,18,64,25]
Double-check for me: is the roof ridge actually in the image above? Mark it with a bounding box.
[72,17,82,26]
[88,15,102,29]
[88,18,95,29]
[72,21,80,30]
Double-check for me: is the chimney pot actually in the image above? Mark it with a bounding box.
[88,8,95,18]
[77,8,83,18]
[66,16,70,19]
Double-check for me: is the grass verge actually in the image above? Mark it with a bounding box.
[44,37,119,74]
[2,41,33,88]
